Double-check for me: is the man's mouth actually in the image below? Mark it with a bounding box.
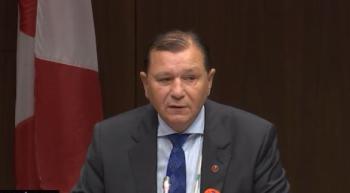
[168,105,186,108]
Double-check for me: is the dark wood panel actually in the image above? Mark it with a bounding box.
[92,0,136,118]
[0,52,16,188]
[0,0,17,51]
[0,0,17,188]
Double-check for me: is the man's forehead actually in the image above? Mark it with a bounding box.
[151,67,202,76]
[149,47,204,68]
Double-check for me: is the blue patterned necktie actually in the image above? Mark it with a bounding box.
[166,133,190,193]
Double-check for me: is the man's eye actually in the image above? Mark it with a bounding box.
[157,77,172,82]
[183,76,197,81]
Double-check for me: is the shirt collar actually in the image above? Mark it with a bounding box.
[157,106,205,136]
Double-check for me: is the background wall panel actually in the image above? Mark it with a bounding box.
[92,0,136,118]
[0,0,17,188]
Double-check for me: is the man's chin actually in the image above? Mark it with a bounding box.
[164,117,192,132]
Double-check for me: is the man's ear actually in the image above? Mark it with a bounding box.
[207,68,216,96]
[140,71,149,98]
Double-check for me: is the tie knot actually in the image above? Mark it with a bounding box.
[167,133,190,148]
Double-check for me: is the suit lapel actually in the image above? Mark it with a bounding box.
[129,106,158,193]
[201,101,233,193]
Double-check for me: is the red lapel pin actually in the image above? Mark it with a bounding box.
[211,164,220,173]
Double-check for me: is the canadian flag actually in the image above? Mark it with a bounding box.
[16,0,102,192]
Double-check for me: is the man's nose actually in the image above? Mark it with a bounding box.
[170,78,185,99]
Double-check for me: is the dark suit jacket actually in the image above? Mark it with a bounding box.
[72,100,289,193]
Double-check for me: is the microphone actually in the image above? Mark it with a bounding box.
[163,176,170,193]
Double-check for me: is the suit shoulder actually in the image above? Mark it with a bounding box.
[94,104,154,134]
[206,100,274,133]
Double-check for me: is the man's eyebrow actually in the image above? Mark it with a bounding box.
[153,72,172,77]
[182,68,200,74]
[151,67,200,77]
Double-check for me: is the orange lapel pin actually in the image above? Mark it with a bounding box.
[204,188,220,193]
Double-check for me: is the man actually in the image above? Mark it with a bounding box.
[72,30,290,193]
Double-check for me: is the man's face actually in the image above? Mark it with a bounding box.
[140,45,215,132]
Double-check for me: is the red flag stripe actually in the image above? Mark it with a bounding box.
[33,57,102,191]
[19,0,37,37]
[15,116,40,189]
